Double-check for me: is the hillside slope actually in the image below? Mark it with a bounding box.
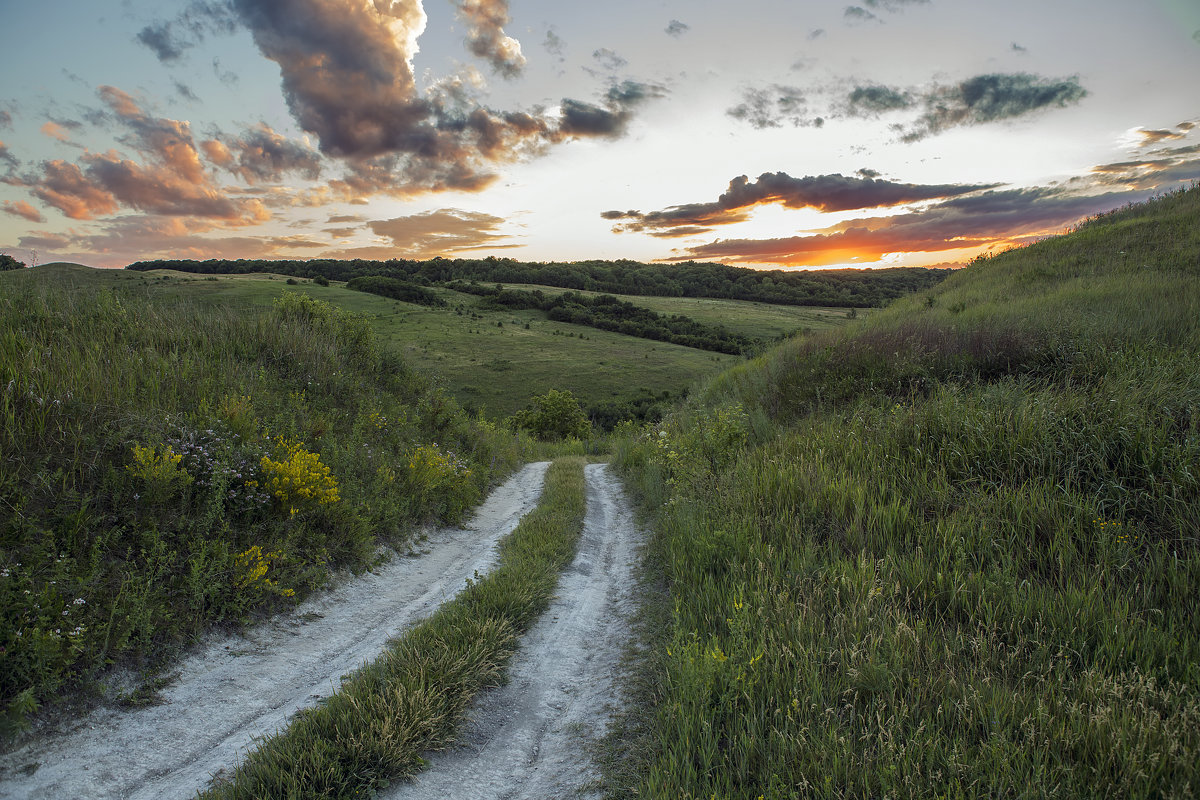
[613,186,1200,798]
[0,267,529,736]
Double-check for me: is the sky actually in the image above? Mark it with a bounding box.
[1,0,1198,270]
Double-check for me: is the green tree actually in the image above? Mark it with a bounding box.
[0,254,25,271]
[509,389,591,440]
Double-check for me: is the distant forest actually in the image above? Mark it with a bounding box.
[125,257,951,308]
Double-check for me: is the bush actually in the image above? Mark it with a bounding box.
[508,389,592,441]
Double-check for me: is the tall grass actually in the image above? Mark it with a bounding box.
[610,185,1200,798]
[0,269,535,737]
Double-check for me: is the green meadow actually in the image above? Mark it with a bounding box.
[610,185,1200,798]
[126,270,850,419]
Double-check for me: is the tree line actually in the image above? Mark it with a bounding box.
[125,256,950,308]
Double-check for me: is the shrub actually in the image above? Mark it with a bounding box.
[508,389,592,441]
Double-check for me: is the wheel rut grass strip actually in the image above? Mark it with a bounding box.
[198,457,588,799]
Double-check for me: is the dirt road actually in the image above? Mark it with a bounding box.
[385,462,643,800]
[0,462,551,800]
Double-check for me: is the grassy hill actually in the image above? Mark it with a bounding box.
[0,266,533,736]
[612,186,1200,798]
[123,271,854,421]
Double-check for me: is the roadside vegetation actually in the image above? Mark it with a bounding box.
[0,270,536,737]
[611,186,1200,798]
[200,457,587,799]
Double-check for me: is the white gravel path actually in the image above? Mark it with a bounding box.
[0,461,551,800]
[385,462,644,800]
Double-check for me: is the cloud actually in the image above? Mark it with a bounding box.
[845,84,914,114]
[727,85,815,129]
[592,48,628,70]
[837,73,1087,141]
[40,121,73,142]
[606,172,997,237]
[897,73,1087,141]
[844,7,878,23]
[1012,42,1028,53]
[231,0,651,195]
[0,140,20,170]
[665,20,690,37]
[3,200,44,223]
[136,22,187,62]
[27,86,269,223]
[212,57,239,86]
[136,0,239,63]
[206,123,322,183]
[0,110,11,129]
[327,212,365,223]
[543,28,565,61]
[1135,121,1196,147]
[175,82,200,102]
[366,208,512,258]
[453,0,526,78]
[665,185,1157,266]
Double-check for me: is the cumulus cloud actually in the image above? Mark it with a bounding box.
[665,20,690,37]
[665,186,1153,266]
[231,0,652,196]
[606,172,997,237]
[727,85,815,129]
[28,85,268,223]
[837,73,1087,141]
[3,200,44,223]
[204,123,322,183]
[366,208,513,258]
[453,0,526,78]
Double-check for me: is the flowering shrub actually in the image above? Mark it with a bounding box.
[126,443,193,502]
[259,439,340,515]
[406,443,473,517]
[233,545,294,598]
[166,424,272,516]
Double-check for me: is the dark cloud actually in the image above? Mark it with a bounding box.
[367,208,512,258]
[665,20,690,37]
[664,186,1149,266]
[1012,42,1028,53]
[231,0,650,195]
[592,48,628,70]
[857,168,881,178]
[846,84,914,114]
[136,22,187,63]
[175,82,200,102]
[606,172,998,237]
[809,28,826,39]
[453,0,526,78]
[898,73,1087,141]
[136,1,238,63]
[836,73,1087,141]
[0,110,11,129]
[727,85,812,129]
[844,6,878,23]
[3,200,44,223]
[606,80,667,108]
